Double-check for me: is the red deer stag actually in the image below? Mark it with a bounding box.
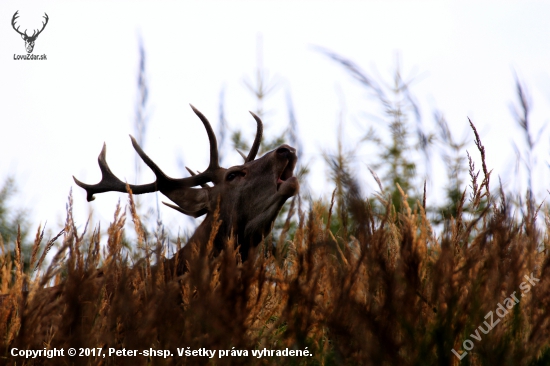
[73,105,299,275]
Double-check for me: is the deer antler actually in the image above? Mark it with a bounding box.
[187,104,221,182]
[73,142,157,201]
[11,11,25,37]
[74,105,264,208]
[11,11,49,39]
[31,13,49,39]
[245,111,263,162]
[73,105,222,201]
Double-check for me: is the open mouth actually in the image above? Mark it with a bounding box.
[276,160,296,191]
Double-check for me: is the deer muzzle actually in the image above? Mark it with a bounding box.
[274,145,299,198]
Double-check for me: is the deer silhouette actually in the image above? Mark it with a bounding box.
[73,105,299,275]
[12,11,49,54]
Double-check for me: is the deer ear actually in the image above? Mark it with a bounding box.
[162,187,210,218]
[20,34,25,40]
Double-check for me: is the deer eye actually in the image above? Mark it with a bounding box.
[226,171,245,181]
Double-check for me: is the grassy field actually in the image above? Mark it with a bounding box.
[1,128,550,366]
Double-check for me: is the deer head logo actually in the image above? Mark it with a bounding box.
[12,11,49,54]
[74,105,299,272]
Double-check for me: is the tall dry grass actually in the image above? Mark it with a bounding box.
[1,124,550,366]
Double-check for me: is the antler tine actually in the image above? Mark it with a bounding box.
[246,111,263,162]
[35,13,48,37]
[11,11,25,36]
[236,149,247,161]
[189,104,220,169]
[130,135,214,188]
[129,135,171,183]
[73,143,157,202]
[186,167,209,189]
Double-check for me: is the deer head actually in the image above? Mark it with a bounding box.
[73,105,299,272]
[12,11,49,54]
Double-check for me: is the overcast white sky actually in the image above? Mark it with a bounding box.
[1,1,550,238]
